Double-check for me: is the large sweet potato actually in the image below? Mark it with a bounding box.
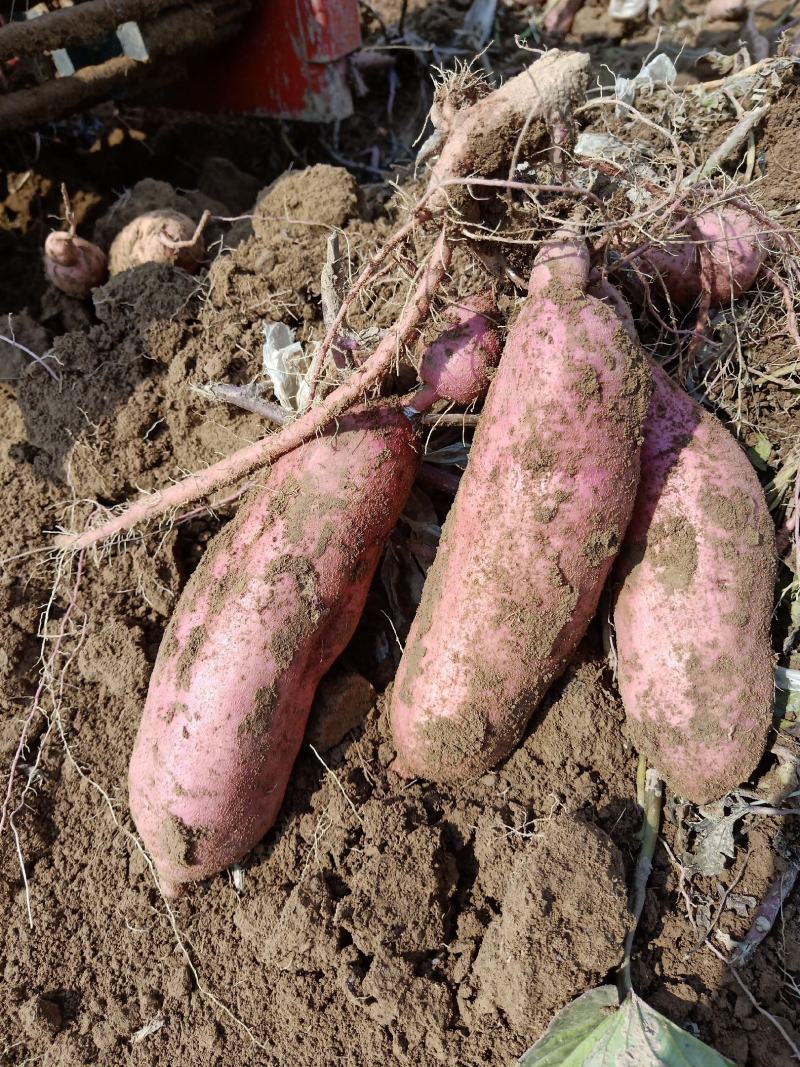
[613,362,775,803]
[390,236,651,781]
[129,405,418,895]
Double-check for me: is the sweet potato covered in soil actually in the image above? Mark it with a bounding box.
[108,209,206,276]
[413,291,502,409]
[390,235,652,781]
[613,361,776,804]
[129,404,418,896]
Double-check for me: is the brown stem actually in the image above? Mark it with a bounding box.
[198,383,290,426]
[60,183,77,240]
[764,266,800,358]
[682,242,713,378]
[420,412,480,427]
[56,169,603,551]
[304,176,604,404]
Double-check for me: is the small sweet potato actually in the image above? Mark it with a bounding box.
[129,405,418,895]
[44,231,107,299]
[390,234,651,781]
[613,361,775,803]
[109,209,205,276]
[413,291,501,409]
[643,207,765,307]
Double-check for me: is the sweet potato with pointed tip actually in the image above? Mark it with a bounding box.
[129,405,418,896]
[390,234,651,781]
[613,361,775,803]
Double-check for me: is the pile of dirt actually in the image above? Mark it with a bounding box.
[2,632,642,1067]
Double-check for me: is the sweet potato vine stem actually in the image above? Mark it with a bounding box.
[54,232,452,552]
[304,176,602,405]
[55,171,603,552]
[619,760,663,996]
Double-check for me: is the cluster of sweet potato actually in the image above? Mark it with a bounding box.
[58,52,773,897]
[44,196,206,298]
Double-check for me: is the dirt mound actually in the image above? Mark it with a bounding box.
[1,648,639,1066]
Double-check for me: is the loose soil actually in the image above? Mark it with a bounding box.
[1,4,800,1066]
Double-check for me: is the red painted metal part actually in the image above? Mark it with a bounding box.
[184,0,361,121]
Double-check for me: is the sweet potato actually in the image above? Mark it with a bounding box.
[413,291,501,410]
[643,207,765,307]
[390,235,651,781]
[109,209,206,276]
[612,361,775,803]
[129,405,418,895]
[44,231,107,299]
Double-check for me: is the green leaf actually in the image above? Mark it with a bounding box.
[518,987,619,1066]
[519,988,736,1066]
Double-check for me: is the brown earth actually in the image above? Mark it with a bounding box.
[1,5,800,1067]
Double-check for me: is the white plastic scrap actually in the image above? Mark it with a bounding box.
[574,131,639,162]
[776,666,800,693]
[261,321,318,413]
[574,132,658,199]
[609,0,658,18]
[230,863,246,892]
[613,53,677,109]
[457,0,497,49]
[131,1015,165,1043]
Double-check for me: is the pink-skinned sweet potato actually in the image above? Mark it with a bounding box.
[129,405,418,895]
[643,207,765,308]
[390,235,651,781]
[613,361,775,803]
[413,291,502,410]
[44,231,107,299]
